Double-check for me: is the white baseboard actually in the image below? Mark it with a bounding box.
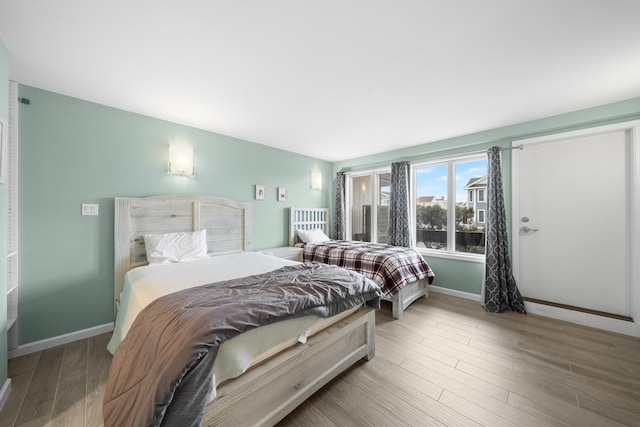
[524,301,640,337]
[428,285,640,337]
[429,285,481,301]
[8,323,114,359]
[0,378,11,412]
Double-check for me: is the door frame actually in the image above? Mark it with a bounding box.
[344,167,390,243]
[512,120,640,337]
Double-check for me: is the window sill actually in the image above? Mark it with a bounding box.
[416,248,486,263]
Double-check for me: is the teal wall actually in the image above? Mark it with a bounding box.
[17,85,332,345]
[334,96,640,295]
[13,81,640,347]
[0,39,8,388]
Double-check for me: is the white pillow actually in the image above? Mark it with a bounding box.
[296,228,331,244]
[143,229,209,264]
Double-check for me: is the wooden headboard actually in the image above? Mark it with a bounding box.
[114,194,253,315]
[289,207,330,246]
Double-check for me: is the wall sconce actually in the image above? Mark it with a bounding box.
[168,145,194,177]
[311,172,322,190]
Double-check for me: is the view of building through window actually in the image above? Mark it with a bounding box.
[347,157,487,257]
[414,157,488,255]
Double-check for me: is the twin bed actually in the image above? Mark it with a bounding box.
[289,207,435,319]
[105,194,434,426]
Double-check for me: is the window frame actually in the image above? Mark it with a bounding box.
[411,152,487,262]
[344,167,392,244]
[478,209,486,224]
[478,188,485,203]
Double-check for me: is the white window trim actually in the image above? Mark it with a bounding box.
[411,152,487,260]
[345,167,391,244]
[416,247,486,263]
[478,209,486,223]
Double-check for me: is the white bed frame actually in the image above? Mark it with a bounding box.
[290,207,428,319]
[113,194,375,426]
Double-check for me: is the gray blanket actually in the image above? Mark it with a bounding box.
[103,263,381,427]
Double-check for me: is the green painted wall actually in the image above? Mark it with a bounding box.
[334,96,640,296]
[17,85,332,345]
[0,39,8,387]
[14,80,640,347]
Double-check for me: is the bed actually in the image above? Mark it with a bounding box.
[290,207,435,319]
[105,194,379,426]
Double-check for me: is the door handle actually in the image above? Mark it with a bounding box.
[520,226,539,233]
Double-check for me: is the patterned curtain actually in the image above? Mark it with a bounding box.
[334,172,346,240]
[483,147,526,313]
[388,161,411,247]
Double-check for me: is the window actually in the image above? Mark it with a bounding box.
[415,164,448,249]
[347,170,391,243]
[413,154,488,256]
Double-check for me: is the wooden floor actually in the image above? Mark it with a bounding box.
[1,293,639,426]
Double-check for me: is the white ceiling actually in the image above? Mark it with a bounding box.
[1,1,640,162]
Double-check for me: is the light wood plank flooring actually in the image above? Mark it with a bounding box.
[1,293,639,426]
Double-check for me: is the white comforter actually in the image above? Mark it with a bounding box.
[107,251,322,399]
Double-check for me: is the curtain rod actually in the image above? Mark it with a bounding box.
[497,144,524,151]
[405,144,524,167]
[342,144,525,173]
[414,144,525,164]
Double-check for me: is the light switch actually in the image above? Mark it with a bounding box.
[82,203,99,216]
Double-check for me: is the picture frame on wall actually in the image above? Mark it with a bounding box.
[255,184,266,200]
[278,187,288,202]
[0,119,6,184]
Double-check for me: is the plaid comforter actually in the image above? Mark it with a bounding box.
[299,240,435,297]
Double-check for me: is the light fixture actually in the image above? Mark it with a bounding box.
[311,172,322,190]
[168,145,194,177]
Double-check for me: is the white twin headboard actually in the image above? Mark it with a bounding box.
[289,207,330,246]
[114,194,253,315]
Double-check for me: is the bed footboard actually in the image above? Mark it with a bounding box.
[382,279,428,319]
[202,307,376,426]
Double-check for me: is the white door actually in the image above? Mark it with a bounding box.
[513,123,637,318]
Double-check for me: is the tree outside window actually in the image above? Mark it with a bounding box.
[414,155,487,256]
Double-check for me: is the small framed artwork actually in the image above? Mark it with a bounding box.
[277,187,288,202]
[255,184,266,200]
[0,119,6,184]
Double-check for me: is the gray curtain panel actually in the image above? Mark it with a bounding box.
[388,161,411,247]
[483,147,526,313]
[334,172,346,240]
